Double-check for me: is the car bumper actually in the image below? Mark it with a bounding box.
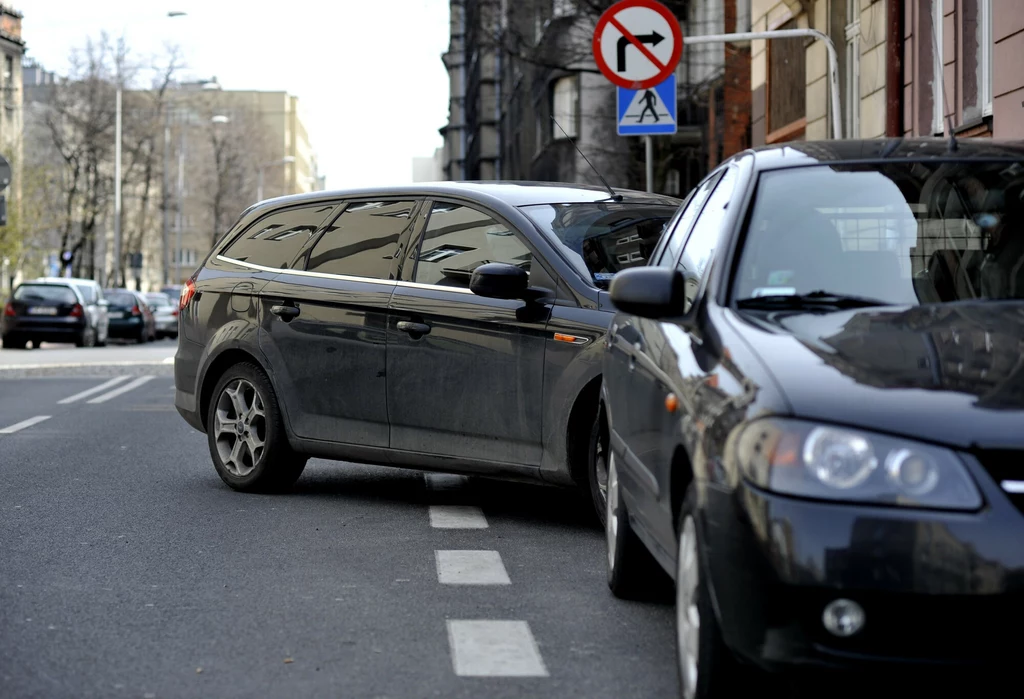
[703,480,1024,674]
[2,316,86,339]
[107,317,145,337]
[174,337,203,432]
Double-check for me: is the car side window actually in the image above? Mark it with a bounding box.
[77,284,96,305]
[677,166,739,312]
[221,204,335,269]
[306,200,418,280]
[412,203,532,289]
[656,172,722,268]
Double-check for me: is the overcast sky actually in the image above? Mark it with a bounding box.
[19,0,451,189]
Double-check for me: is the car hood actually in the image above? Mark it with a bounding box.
[730,302,1024,449]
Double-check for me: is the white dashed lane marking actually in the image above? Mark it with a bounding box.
[424,473,469,491]
[87,376,156,404]
[429,506,488,529]
[436,550,511,585]
[0,415,52,434]
[446,620,549,677]
[57,376,131,404]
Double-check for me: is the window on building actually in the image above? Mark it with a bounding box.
[767,18,807,142]
[3,55,12,84]
[305,200,416,280]
[553,0,575,18]
[551,76,578,139]
[413,203,532,288]
[222,204,335,269]
[980,0,993,117]
[959,0,994,124]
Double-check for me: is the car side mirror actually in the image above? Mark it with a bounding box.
[609,267,686,319]
[470,262,529,300]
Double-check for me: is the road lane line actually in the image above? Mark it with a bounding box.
[87,376,156,404]
[436,550,510,585]
[429,506,488,529]
[424,473,469,491]
[446,620,548,677]
[0,416,52,434]
[57,376,131,404]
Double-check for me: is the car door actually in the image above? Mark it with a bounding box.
[258,198,423,448]
[385,199,549,467]
[643,165,740,546]
[607,171,722,480]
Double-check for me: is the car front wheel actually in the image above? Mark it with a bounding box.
[206,362,306,492]
[676,487,757,699]
[606,451,670,599]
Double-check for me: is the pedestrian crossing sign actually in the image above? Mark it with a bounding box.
[616,74,677,136]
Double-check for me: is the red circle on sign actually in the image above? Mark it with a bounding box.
[592,0,683,90]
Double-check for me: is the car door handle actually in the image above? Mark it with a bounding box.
[397,320,431,335]
[270,304,300,320]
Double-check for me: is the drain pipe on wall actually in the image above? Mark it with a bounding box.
[886,0,904,136]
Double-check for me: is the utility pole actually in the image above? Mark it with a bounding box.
[162,121,171,286]
[175,126,185,284]
[113,81,122,287]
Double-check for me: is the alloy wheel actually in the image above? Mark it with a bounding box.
[677,515,701,699]
[213,379,267,478]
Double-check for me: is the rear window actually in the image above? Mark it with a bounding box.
[222,204,336,269]
[13,284,77,304]
[145,293,171,306]
[105,291,137,306]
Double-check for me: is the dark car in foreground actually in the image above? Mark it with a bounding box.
[2,279,108,348]
[599,139,1024,696]
[174,182,680,515]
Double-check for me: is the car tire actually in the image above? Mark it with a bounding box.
[588,411,609,528]
[1,334,25,349]
[206,361,307,493]
[136,329,146,344]
[675,486,756,699]
[606,449,670,599]
[75,327,96,348]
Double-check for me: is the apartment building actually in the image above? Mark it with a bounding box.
[750,0,1023,145]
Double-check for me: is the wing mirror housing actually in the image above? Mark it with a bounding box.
[609,266,687,319]
[470,262,530,300]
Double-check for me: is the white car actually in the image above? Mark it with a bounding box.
[143,292,178,339]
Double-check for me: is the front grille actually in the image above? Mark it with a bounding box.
[974,450,1024,516]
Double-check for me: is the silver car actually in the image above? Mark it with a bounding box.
[143,292,178,339]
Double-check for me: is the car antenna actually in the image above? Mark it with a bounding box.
[928,17,958,152]
[551,115,623,201]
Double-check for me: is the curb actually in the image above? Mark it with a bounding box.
[0,358,175,371]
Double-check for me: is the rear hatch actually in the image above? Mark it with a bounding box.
[5,284,83,326]
[104,290,142,322]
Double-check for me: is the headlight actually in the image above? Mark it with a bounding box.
[736,418,982,510]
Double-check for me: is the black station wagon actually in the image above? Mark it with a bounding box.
[174,182,680,518]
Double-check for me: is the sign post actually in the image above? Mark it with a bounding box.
[592,0,683,193]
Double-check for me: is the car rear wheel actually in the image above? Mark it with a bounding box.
[606,451,670,599]
[206,362,306,493]
[676,487,756,699]
[75,327,96,348]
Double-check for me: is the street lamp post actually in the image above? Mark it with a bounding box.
[116,10,187,289]
[257,156,295,202]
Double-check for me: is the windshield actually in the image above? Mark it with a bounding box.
[734,161,1024,306]
[520,202,679,287]
[13,284,77,304]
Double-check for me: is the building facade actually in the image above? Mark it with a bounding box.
[750,0,1023,146]
[0,3,23,292]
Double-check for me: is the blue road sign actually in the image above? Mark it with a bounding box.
[617,74,677,136]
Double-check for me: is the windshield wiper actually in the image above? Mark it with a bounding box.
[736,290,890,310]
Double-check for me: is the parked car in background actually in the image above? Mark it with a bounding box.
[600,139,1024,696]
[30,276,109,346]
[103,288,156,343]
[144,292,179,339]
[173,182,680,515]
[2,279,108,348]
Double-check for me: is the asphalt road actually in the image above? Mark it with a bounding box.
[0,342,677,698]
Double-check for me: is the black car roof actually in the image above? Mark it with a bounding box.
[736,138,1024,171]
[245,181,682,214]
